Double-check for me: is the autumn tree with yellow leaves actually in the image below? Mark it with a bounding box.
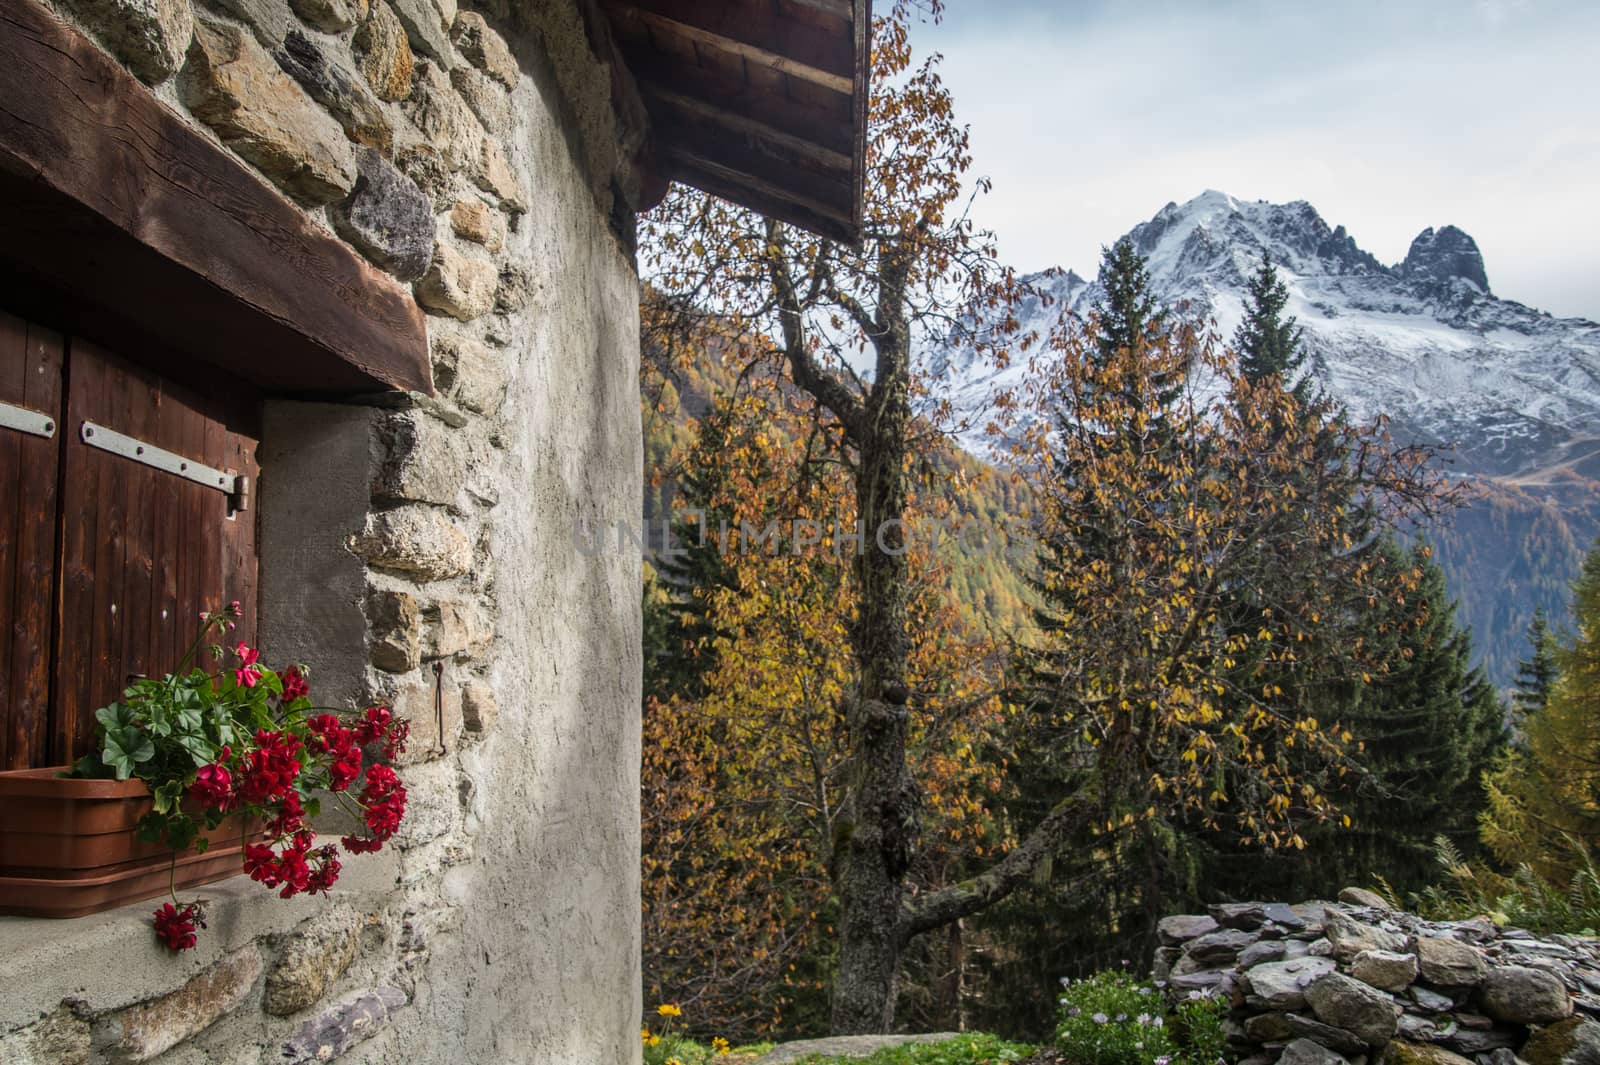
[640,372,1012,1035]
[640,3,1458,1035]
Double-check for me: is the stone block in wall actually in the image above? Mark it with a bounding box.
[475,138,525,212]
[334,149,436,281]
[1413,936,1489,987]
[449,198,506,252]
[495,262,535,314]
[1325,910,1406,963]
[353,504,473,581]
[1522,1017,1600,1065]
[416,243,498,321]
[280,987,406,1065]
[431,333,506,416]
[461,679,497,733]
[367,586,422,672]
[422,597,490,658]
[354,2,415,101]
[182,20,357,205]
[275,30,395,155]
[0,1006,91,1065]
[451,12,517,89]
[264,905,362,1016]
[290,0,367,33]
[1302,972,1398,1047]
[432,0,456,34]
[1382,1043,1476,1065]
[1350,949,1419,993]
[1478,966,1572,1025]
[387,680,462,763]
[373,407,474,506]
[407,61,485,173]
[395,144,452,210]
[59,0,193,84]
[96,947,262,1063]
[450,64,511,133]
[200,0,292,47]
[388,0,452,65]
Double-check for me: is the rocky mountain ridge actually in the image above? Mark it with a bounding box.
[929,192,1600,686]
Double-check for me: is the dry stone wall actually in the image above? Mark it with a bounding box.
[1156,890,1600,1065]
[0,0,643,1062]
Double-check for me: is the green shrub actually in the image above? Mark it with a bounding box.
[1055,972,1177,1065]
[1054,971,1232,1065]
[1171,992,1228,1065]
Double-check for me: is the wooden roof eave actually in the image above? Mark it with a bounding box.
[603,0,871,247]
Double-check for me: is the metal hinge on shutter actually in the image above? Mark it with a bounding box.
[0,399,56,439]
[79,421,249,511]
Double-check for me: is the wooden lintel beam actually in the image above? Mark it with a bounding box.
[0,0,430,395]
[641,83,853,172]
[606,1,854,94]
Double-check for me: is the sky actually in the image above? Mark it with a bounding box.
[909,0,1600,321]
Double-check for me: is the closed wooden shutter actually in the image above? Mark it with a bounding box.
[0,311,260,769]
[0,311,63,769]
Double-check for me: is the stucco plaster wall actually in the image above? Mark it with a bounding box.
[0,0,643,1061]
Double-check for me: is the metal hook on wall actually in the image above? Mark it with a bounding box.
[432,660,447,756]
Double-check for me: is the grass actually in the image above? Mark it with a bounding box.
[791,1033,1034,1065]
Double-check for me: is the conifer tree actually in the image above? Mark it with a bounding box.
[647,398,752,703]
[1481,540,1600,881]
[1511,608,1558,734]
[1233,252,1306,393]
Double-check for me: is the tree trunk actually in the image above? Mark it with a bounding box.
[830,254,916,1034]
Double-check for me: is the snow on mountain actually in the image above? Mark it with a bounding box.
[927,191,1600,686]
[931,190,1600,486]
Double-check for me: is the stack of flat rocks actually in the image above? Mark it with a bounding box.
[1154,889,1600,1065]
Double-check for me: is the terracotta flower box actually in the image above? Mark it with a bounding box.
[0,767,252,919]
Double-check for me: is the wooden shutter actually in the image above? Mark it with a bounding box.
[52,339,260,764]
[0,307,262,770]
[0,311,63,770]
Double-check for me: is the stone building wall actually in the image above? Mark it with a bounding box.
[0,0,642,1062]
[1156,891,1600,1065]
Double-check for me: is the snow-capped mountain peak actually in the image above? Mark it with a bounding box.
[931,191,1600,483]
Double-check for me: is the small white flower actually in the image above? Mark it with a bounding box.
[1092,1012,1109,1025]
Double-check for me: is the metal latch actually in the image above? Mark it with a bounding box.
[0,399,56,439]
[80,421,237,496]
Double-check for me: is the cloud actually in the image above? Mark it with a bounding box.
[913,0,1600,319]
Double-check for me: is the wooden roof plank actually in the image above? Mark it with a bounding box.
[604,0,854,94]
[641,83,853,172]
[666,153,857,245]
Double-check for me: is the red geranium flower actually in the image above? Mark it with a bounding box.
[281,666,310,701]
[152,902,205,951]
[233,643,262,688]
[187,752,234,810]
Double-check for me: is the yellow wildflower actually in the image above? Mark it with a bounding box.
[713,1036,731,1055]
[656,1004,682,1018]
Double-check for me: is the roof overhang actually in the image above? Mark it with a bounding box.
[600,0,871,245]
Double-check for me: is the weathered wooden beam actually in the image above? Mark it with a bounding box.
[623,52,853,155]
[0,0,431,396]
[849,0,870,241]
[641,83,853,172]
[782,0,855,21]
[663,147,856,244]
[605,0,854,94]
